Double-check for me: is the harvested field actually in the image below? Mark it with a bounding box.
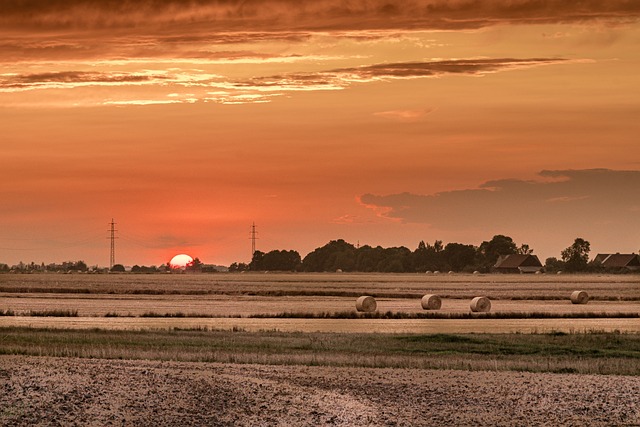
[1,316,639,333]
[1,273,638,333]
[1,356,639,426]
[1,294,638,318]
[1,273,639,300]
[2,274,639,425]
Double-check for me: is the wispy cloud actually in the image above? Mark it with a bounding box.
[331,214,359,224]
[333,58,570,78]
[0,70,217,93]
[205,56,573,103]
[222,57,572,96]
[0,35,334,64]
[0,71,167,91]
[374,108,435,122]
[0,57,574,104]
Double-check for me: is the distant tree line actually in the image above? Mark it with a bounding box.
[231,235,536,273]
[230,235,633,274]
[300,235,532,273]
[0,260,90,274]
[1,235,633,274]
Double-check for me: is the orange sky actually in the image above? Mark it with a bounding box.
[1,0,639,267]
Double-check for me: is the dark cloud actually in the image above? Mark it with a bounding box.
[360,169,640,232]
[3,1,635,63]
[0,33,311,62]
[0,71,167,91]
[234,57,569,90]
[332,58,568,78]
[1,0,638,32]
[16,71,157,84]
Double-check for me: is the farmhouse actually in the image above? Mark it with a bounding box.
[593,253,640,271]
[493,254,543,274]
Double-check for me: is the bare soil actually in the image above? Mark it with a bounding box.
[1,356,638,426]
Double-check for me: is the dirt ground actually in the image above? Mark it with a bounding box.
[1,356,638,426]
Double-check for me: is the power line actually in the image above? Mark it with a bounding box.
[108,219,118,269]
[249,222,258,259]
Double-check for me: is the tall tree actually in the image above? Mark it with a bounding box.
[302,239,356,272]
[412,240,445,272]
[355,245,385,272]
[186,257,203,272]
[443,243,476,272]
[260,250,301,271]
[477,235,518,270]
[561,238,591,272]
[249,250,265,271]
[517,244,533,255]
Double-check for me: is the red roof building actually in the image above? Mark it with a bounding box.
[594,253,640,271]
[493,254,543,274]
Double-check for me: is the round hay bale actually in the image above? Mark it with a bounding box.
[433,271,440,275]
[448,271,454,275]
[557,271,563,275]
[425,271,432,274]
[470,296,491,313]
[570,290,589,304]
[473,271,480,275]
[421,294,442,310]
[356,296,377,312]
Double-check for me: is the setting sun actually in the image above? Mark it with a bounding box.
[169,254,193,269]
[0,0,638,268]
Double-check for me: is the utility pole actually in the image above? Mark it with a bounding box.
[250,222,258,259]
[108,219,117,269]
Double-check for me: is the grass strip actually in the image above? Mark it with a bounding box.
[27,309,79,317]
[4,310,638,319]
[0,327,638,375]
[248,310,640,319]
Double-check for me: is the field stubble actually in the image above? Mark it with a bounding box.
[1,273,638,333]
[2,294,639,318]
[1,272,639,299]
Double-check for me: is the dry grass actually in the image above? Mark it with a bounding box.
[1,273,639,300]
[1,316,638,334]
[6,309,615,320]
[249,311,639,319]
[1,327,638,375]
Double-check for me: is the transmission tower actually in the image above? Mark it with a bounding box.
[108,219,118,269]
[250,222,258,258]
